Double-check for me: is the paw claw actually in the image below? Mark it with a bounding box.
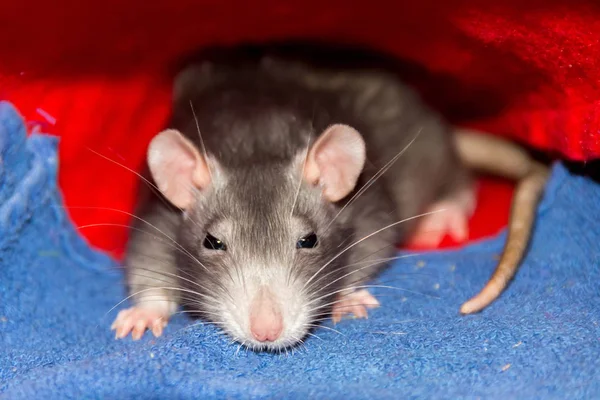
[151,319,165,338]
[331,289,379,323]
[111,307,169,340]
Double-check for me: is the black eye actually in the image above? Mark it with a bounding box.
[296,232,318,249]
[203,233,227,251]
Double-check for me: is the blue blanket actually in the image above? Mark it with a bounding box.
[1,100,598,399]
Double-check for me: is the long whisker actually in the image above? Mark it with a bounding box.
[307,293,415,322]
[85,147,178,213]
[307,284,439,308]
[116,266,220,298]
[296,234,404,289]
[111,250,234,294]
[307,299,368,316]
[304,324,345,336]
[102,286,214,319]
[304,238,400,289]
[310,302,396,323]
[307,284,433,319]
[85,147,161,197]
[336,209,398,249]
[121,291,219,308]
[304,331,322,341]
[69,220,200,274]
[81,149,218,287]
[172,309,225,319]
[305,253,421,294]
[125,296,220,316]
[303,209,446,289]
[74,210,208,273]
[79,222,207,274]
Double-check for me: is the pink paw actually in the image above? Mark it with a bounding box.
[409,191,475,248]
[111,307,168,340]
[332,289,380,324]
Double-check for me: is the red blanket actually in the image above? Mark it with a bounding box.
[2,1,598,258]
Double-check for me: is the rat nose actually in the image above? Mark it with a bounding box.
[249,287,283,342]
[250,319,283,342]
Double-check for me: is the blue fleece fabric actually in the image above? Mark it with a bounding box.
[0,100,598,399]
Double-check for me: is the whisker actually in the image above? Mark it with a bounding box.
[102,286,215,320]
[303,209,446,290]
[85,147,178,213]
[304,331,322,341]
[305,253,421,294]
[125,292,220,310]
[386,319,420,324]
[109,255,234,301]
[83,147,216,278]
[120,297,219,319]
[74,216,209,273]
[302,238,405,289]
[172,309,225,319]
[235,342,245,356]
[336,209,398,249]
[115,265,218,297]
[305,324,345,336]
[306,287,430,319]
[367,331,407,336]
[116,257,206,288]
[307,294,424,323]
[183,320,208,330]
[336,235,355,249]
[307,283,439,308]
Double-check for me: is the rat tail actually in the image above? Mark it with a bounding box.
[453,128,550,314]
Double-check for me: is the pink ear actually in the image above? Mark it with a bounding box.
[304,124,366,202]
[147,129,211,209]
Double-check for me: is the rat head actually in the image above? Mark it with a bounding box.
[147,125,365,351]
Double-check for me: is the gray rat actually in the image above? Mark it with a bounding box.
[111,44,548,350]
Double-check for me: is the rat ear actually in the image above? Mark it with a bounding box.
[147,129,211,209]
[304,124,366,202]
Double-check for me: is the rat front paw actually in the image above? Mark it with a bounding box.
[331,289,380,324]
[111,307,169,340]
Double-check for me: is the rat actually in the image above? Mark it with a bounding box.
[110,43,549,350]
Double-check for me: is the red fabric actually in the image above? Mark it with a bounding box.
[1,1,598,258]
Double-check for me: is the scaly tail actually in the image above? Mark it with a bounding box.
[453,129,550,314]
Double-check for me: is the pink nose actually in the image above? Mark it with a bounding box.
[249,288,284,342]
[250,319,283,342]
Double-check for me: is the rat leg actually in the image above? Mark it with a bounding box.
[112,202,181,340]
[112,264,180,340]
[408,185,476,248]
[331,190,398,324]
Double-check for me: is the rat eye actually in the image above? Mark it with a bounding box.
[296,232,318,249]
[203,233,227,251]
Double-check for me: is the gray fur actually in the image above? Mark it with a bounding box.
[125,44,471,346]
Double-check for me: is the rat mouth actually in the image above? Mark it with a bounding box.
[213,304,315,353]
[243,336,306,353]
[215,322,310,353]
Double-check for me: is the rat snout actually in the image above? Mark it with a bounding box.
[222,272,309,350]
[249,286,283,342]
